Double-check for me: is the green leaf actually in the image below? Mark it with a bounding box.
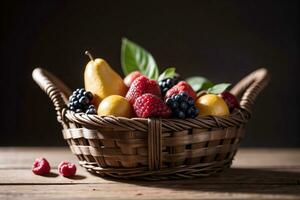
[121,38,159,79]
[186,76,214,92]
[157,67,176,82]
[207,83,231,94]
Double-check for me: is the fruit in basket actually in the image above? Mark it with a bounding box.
[165,81,197,100]
[126,76,161,104]
[124,71,143,87]
[166,92,199,119]
[84,51,127,106]
[32,158,50,175]
[97,95,134,117]
[68,88,97,114]
[85,105,97,114]
[58,161,76,177]
[195,94,229,117]
[219,91,240,112]
[133,93,171,118]
[159,77,179,96]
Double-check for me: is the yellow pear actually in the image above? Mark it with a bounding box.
[84,51,127,106]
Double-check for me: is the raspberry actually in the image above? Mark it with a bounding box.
[58,161,76,177]
[126,76,161,104]
[124,71,143,87]
[165,81,197,100]
[133,93,171,118]
[219,92,240,112]
[32,158,51,175]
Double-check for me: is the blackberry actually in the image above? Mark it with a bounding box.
[166,92,199,119]
[158,77,179,96]
[68,88,97,114]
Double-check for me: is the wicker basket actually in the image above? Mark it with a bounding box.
[32,68,269,180]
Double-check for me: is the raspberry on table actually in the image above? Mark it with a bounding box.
[158,77,179,96]
[58,161,76,177]
[126,76,161,104]
[32,158,51,175]
[68,88,97,114]
[165,81,197,100]
[166,92,199,119]
[133,93,171,118]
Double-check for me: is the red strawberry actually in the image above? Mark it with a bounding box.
[219,92,240,111]
[124,71,143,87]
[126,76,161,104]
[165,81,196,100]
[133,93,171,118]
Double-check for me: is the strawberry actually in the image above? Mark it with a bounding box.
[126,76,161,104]
[165,81,197,100]
[124,71,143,87]
[133,93,171,118]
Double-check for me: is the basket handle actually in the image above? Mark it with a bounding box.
[230,68,269,112]
[32,68,72,124]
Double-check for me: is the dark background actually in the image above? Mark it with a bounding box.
[0,1,299,146]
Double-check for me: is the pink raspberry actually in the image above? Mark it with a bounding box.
[126,76,161,104]
[165,81,197,100]
[32,158,51,175]
[58,161,76,177]
[133,93,171,118]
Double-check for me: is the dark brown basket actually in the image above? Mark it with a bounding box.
[32,68,269,180]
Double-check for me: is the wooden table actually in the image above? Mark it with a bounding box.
[0,148,299,200]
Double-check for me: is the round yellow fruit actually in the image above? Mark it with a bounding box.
[97,95,133,118]
[195,94,229,117]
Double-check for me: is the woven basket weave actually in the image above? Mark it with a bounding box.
[32,68,269,180]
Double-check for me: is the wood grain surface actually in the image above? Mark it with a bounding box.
[0,147,299,200]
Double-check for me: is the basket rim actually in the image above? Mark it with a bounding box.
[64,107,249,132]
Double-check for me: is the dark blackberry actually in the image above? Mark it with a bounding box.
[180,102,188,110]
[177,111,186,119]
[158,77,179,96]
[86,108,97,114]
[86,105,97,114]
[187,97,194,106]
[84,91,93,101]
[79,96,89,105]
[170,101,179,109]
[166,92,199,119]
[68,88,97,114]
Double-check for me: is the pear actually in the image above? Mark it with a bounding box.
[84,51,127,107]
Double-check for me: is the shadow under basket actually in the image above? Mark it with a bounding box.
[32,68,269,180]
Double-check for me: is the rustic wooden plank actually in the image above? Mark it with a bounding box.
[0,167,299,185]
[0,184,299,200]
[1,147,300,169]
[0,148,299,200]
[233,148,300,168]
[0,168,111,184]
[0,147,76,169]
